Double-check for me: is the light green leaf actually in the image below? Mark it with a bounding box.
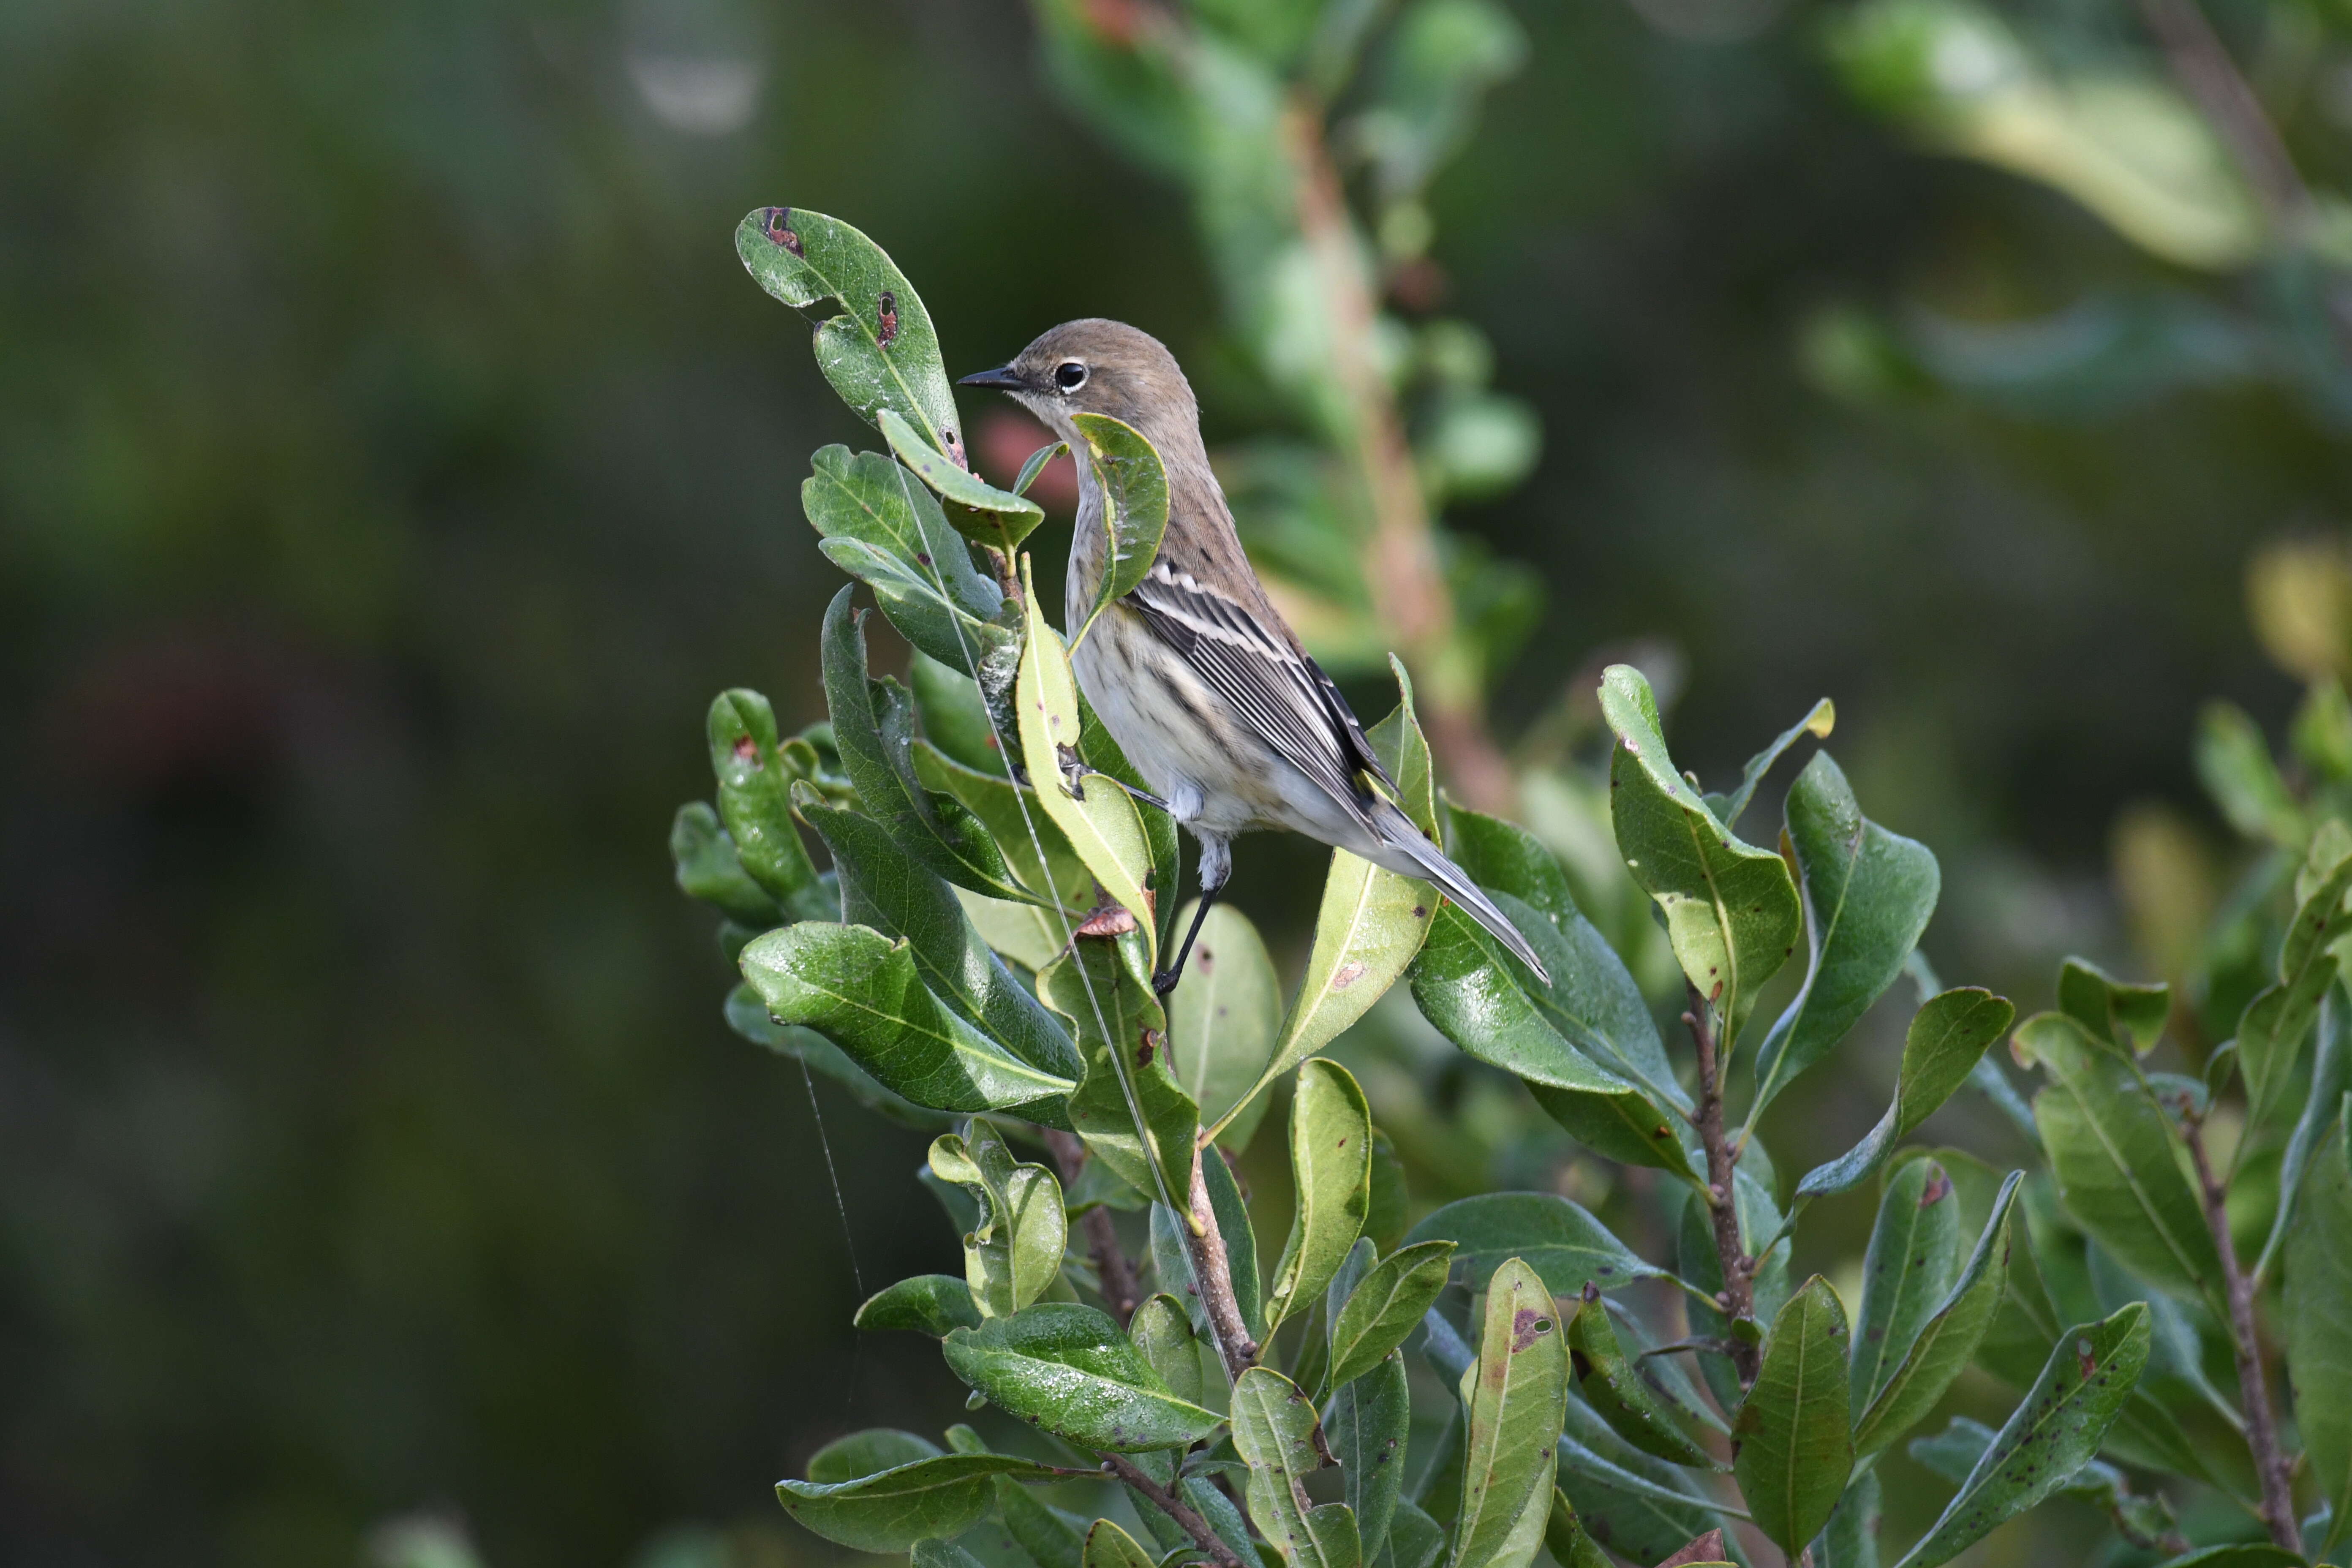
[736,207,964,463]
[705,690,832,919]
[2195,700,2306,846]
[1330,1350,1412,1551]
[1404,1193,1660,1298]
[915,742,1095,916]
[953,889,1067,975]
[1068,412,1170,644]
[2016,1012,2219,1304]
[1232,1367,1363,1568]
[1445,1258,1569,1568]
[1016,560,1156,948]
[1266,1059,1374,1332]
[2255,991,2348,1282]
[1325,1241,1456,1395]
[776,1451,1062,1551]
[739,923,1074,1113]
[1082,1518,1156,1568]
[943,1303,1222,1452]
[1598,664,1801,1046]
[929,1122,1070,1318]
[1707,696,1836,830]
[2056,956,2170,1058]
[2237,844,2352,1144]
[1540,1490,1612,1568]
[822,586,1034,904]
[1854,1171,2024,1457]
[802,795,1080,1083]
[882,408,1047,553]
[1797,988,2016,1200]
[1752,751,1941,1116]
[672,800,787,927]
[1811,1468,1881,1568]
[1732,1276,1854,1557]
[1890,1303,2153,1568]
[1367,655,1438,836]
[995,1476,1087,1568]
[1128,1293,1205,1409]
[1040,936,1198,1208]
[1409,904,1691,1175]
[808,1429,945,1481]
[1167,901,1281,1153]
[855,1274,984,1338]
[1564,1294,1715,1468]
[2285,1103,2352,1556]
[1850,1159,1962,1422]
[1377,1500,1446,1568]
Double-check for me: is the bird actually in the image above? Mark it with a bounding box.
[958,319,1547,994]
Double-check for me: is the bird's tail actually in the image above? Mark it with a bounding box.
[1365,800,1551,985]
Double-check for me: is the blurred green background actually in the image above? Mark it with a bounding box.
[0,0,2329,1563]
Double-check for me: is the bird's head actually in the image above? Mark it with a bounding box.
[958,318,1199,453]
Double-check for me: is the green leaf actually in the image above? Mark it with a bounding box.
[1891,1303,2153,1568]
[802,447,1005,653]
[822,586,1034,904]
[2255,990,2349,1281]
[1015,560,1157,946]
[1679,1168,1794,1411]
[2285,1103,2352,1556]
[943,1303,1222,1452]
[1128,1293,1205,1409]
[855,1274,984,1337]
[802,795,1081,1083]
[1325,1240,1456,1395]
[1367,655,1439,836]
[2237,843,2352,1142]
[929,1122,1070,1318]
[1446,1258,1569,1568]
[2195,700,2306,847]
[809,1429,945,1481]
[1232,1367,1364,1568]
[1541,1490,1612,1568]
[1752,751,1941,1117]
[672,801,787,927]
[738,923,1075,1113]
[1598,664,1801,1046]
[1014,442,1066,498]
[1854,1171,2025,1458]
[1040,936,1197,1208]
[1366,1128,1409,1251]
[1811,1468,1881,1568]
[1796,989,2016,1200]
[735,207,964,465]
[2015,1012,2220,1304]
[1206,1143,1266,1340]
[1564,1294,1715,1468]
[914,742,1095,916]
[994,1477,1087,1568]
[1409,904,1691,1175]
[1067,412,1170,645]
[910,649,1005,776]
[776,1452,1062,1552]
[1081,1518,1156,1568]
[705,690,832,918]
[1377,1500,1446,1568]
[1167,901,1281,1153]
[1707,697,1836,830]
[2150,1548,2306,1568]
[1732,1276,1854,1557]
[726,983,950,1128]
[882,408,1047,553]
[916,1538,991,1568]
[1552,1413,1727,1563]
[1849,1159,1962,1424]
[1350,0,1528,201]
[1266,1059,1375,1331]
[1330,1350,1412,1551]
[1404,1193,1660,1298]
[2056,956,2171,1058]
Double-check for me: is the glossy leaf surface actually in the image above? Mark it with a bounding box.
[1231,1367,1363,1568]
[1068,412,1170,641]
[776,1451,1061,1551]
[1796,988,2015,1199]
[1445,1258,1568,1568]
[1732,1276,1854,1557]
[928,1122,1069,1317]
[1265,1059,1374,1331]
[942,1303,1222,1452]
[1404,1193,1659,1298]
[855,1274,984,1337]
[882,407,1045,551]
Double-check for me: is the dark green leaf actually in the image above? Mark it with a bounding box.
[1678,1172,1794,1413]
[1067,412,1169,643]
[943,1303,1222,1452]
[1014,442,1066,498]
[1850,1158,1962,1422]
[856,1275,984,1337]
[883,408,1046,552]
[2285,1101,2352,1557]
[1330,1350,1411,1550]
[738,923,1075,1113]
[1854,1171,2024,1458]
[803,447,1001,631]
[1541,1489,1612,1568]
[994,1479,1087,1568]
[1366,1128,1409,1251]
[706,689,832,917]
[1812,1468,1881,1568]
[1128,1293,1205,1409]
[1752,751,1941,1116]
[1231,1367,1363,1568]
[1598,664,1801,1046]
[2237,841,2352,1142]
[2256,989,2349,1280]
[1446,1258,1568,1568]
[928,1122,1069,1318]
[1564,1294,1714,1468]
[1167,901,1281,1153]
[735,207,963,463]
[1708,696,1835,830]
[1732,1276,1854,1557]
[1377,1500,1446,1568]
[672,800,787,926]
[1552,1405,1726,1563]
[1326,1240,1456,1395]
[1405,1193,1660,1298]
[910,650,1007,777]
[776,1452,1062,1552]
[818,533,1021,692]
[912,741,1094,917]
[1040,935,1197,1207]
[1889,1303,2153,1568]
[808,1429,945,1481]
[1204,1142,1265,1340]
[1796,989,2016,1200]
[2057,957,2170,1058]
[1081,1518,1156,1568]
[1266,1059,1374,1331]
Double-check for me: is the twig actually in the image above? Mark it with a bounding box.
[2182,1112,2300,1550]
[1685,985,1759,1386]
[1279,96,1514,813]
[1044,1129,1142,1328]
[1100,1453,1246,1568]
[1183,1146,1261,1381]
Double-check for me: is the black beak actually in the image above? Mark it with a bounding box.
[958,365,1027,391]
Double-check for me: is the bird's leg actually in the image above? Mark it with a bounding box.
[1080,769,1171,814]
[1152,839,1231,996]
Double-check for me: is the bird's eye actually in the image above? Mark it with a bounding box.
[1054,361,1088,392]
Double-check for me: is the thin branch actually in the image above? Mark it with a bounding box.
[2183,1113,2300,1550]
[1045,1129,1142,1328]
[1182,1146,1261,1382]
[1685,985,1760,1386]
[1100,1453,1245,1568]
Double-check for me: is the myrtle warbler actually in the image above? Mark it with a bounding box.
[960,319,1546,992]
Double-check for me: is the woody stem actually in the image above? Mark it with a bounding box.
[1686,985,1759,1386]
[2183,1114,2300,1549]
